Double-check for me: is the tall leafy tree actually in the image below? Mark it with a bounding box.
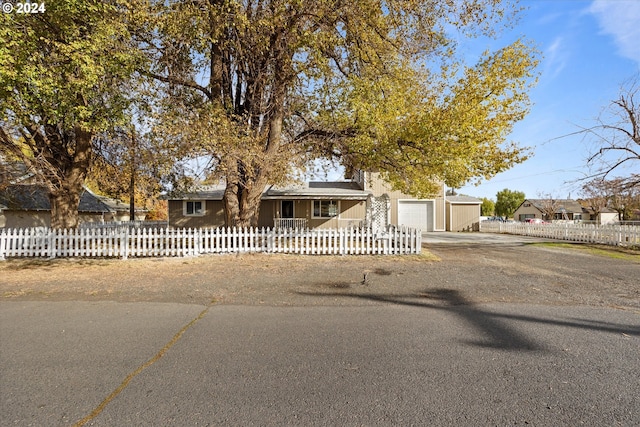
[143,0,539,227]
[481,198,496,216]
[0,0,144,228]
[89,124,168,220]
[495,188,525,219]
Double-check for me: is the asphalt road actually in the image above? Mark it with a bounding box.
[2,300,639,426]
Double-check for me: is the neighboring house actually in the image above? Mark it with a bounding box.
[446,195,482,231]
[513,199,584,222]
[168,171,478,232]
[582,207,618,225]
[94,195,148,223]
[0,184,146,228]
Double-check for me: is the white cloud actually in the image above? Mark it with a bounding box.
[589,0,640,66]
[545,36,567,79]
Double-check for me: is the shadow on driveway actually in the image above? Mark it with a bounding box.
[296,288,640,352]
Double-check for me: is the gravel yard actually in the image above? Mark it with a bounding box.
[1,235,638,311]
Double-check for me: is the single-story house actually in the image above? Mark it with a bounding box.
[0,184,146,228]
[168,171,480,232]
[446,195,482,231]
[513,199,584,222]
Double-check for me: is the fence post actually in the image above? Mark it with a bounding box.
[618,226,622,247]
[123,227,130,260]
[48,229,56,259]
[0,229,5,261]
[195,228,201,256]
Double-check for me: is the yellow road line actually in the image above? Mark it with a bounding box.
[73,303,214,426]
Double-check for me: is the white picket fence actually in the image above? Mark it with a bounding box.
[0,226,421,260]
[481,222,640,247]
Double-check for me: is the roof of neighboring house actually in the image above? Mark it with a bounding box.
[171,181,371,201]
[518,199,584,213]
[0,158,31,184]
[94,194,147,213]
[0,185,112,213]
[446,195,482,204]
[582,206,617,214]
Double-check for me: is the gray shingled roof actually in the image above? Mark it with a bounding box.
[169,188,226,201]
[446,195,482,204]
[95,194,147,212]
[0,185,112,213]
[264,181,369,200]
[524,199,584,213]
[170,181,371,201]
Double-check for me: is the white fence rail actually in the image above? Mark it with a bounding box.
[0,226,421,260]
[273,218,308,229]
[79,220,169,230]
[481,222,640,247]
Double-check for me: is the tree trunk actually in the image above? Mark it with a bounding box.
[50,189,82,229]
[48,127,93,229]
[221,47,289,228]
[222,163,268,228]
[238,175,269,227]
[222,111,285,227]
[129,126,136,222]
[222,158,241,226]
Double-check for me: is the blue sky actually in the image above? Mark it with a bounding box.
[456,0,640,201]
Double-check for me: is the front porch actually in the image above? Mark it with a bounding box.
[273,217,367,229]
[273,218,308,229]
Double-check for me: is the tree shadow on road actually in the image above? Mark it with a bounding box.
[296,288,640,352]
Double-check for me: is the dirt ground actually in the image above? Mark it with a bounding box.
[1,240,639,311]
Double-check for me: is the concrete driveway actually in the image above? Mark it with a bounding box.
[424,230,553,244]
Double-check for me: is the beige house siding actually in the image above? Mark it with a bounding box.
[168,200,225,228]
[174,199,368,229]
[1,211,50,228]
[309,199,367,229]
[257,200,276,228]
[0,211,109,228]
[366,172,445,231]
[435,198,445,231]
[447,203,481,231]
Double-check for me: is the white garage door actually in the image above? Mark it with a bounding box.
[398,200,434,232]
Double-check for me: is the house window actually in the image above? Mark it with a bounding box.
[184,200,205,216]
[313,200,338,218]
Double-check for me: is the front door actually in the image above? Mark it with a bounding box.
[281,200,294,218]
